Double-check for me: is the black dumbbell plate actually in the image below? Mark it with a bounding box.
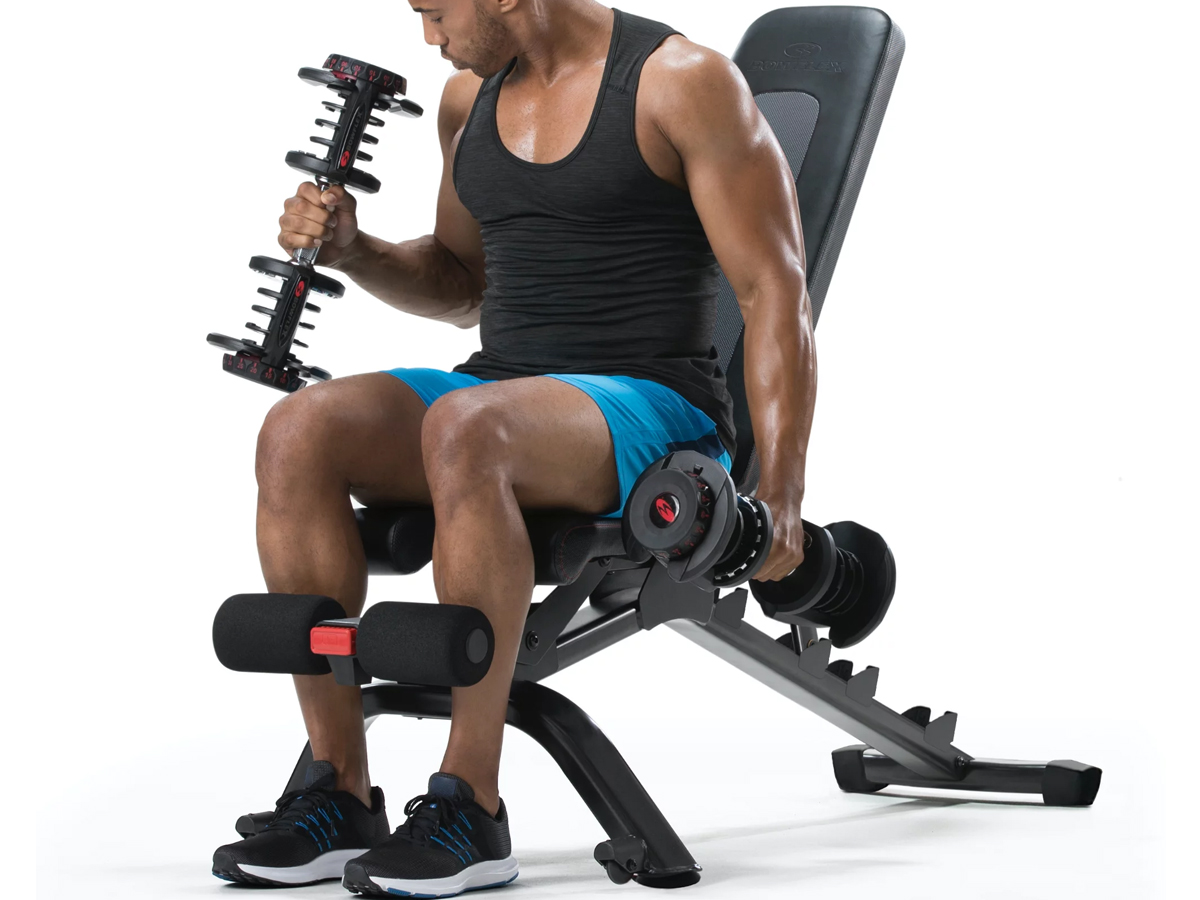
[248,255,345,298]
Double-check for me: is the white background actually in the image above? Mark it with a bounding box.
[7,0,1197,896]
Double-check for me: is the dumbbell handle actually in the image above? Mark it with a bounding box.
[293,246,320,265]
[291,181,335,267]
[711,494,817,585]
[748,501,869,623]
[741,497,801,580]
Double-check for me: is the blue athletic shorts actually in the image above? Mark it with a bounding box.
[384,367,733,519]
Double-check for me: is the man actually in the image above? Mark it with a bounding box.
[213,0,815,895]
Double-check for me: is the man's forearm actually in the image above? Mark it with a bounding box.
[330,232,483,328]
[742,275,817,499]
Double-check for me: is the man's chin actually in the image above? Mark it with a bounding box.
[443,54,500,78]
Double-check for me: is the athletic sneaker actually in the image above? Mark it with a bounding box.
[212,760,390,886]
[343,772,518,898]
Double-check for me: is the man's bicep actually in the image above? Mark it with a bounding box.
[433,72,486,291]
[666,53,806,300]
[433,136,485,286]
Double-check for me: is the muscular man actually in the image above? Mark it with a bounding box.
[213,1,815,895]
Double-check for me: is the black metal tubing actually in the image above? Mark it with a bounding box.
[530,580,1101,806]
[516,563,612,670]
[512,559,710,683]
[556,606,642,672]
[833,745,1102,807]
[666,592,966,780]
[360,681,701,884]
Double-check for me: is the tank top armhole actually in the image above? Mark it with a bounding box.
[627,30,692,196]
[452,71,499,190]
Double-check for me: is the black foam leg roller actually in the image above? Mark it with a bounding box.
[356,602,494,686]
[213,593,347,675]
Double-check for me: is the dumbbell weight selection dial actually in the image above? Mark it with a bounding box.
[623,451,896,647]
[207,55,422,392]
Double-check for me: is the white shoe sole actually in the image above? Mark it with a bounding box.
[238,848,366,884]
[368,856,520,897]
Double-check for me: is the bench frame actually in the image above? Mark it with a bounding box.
[274,558,1101,886]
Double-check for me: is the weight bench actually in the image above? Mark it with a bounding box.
[212,7,1101,889]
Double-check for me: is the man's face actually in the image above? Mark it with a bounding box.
[409,1,515,78]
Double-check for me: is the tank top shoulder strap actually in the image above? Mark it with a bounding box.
[465,58,513,120]
[481,58,516,97]
[606,8,681,95]
[452,60,514,184]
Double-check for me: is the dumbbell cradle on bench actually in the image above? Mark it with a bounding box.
[206,55,422,392]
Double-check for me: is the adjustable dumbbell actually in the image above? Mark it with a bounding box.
[207,55,422,392]
[622,450,896,647]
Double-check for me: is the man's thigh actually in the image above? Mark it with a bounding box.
[422,376,620,516]
[260,371,433,507]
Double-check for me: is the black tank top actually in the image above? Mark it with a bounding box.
[451,8,736,459]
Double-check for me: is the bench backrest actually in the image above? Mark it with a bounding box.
[715,7,906,491]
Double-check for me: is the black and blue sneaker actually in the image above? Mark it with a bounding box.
[212,760,390,886]
[343,772,518,898]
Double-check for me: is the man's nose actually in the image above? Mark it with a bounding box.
[423,21,447,48]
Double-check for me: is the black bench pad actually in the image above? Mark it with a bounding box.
[356,507,627,586]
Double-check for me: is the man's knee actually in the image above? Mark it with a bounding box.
[421,391,511,488]
[256,385,346,493]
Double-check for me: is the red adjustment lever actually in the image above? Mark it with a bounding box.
[311,625,357,656]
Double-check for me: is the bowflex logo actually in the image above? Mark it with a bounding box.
[656,497,676,523]
[785,42,822,58]
[337,106,366,171]
[748,41,843,74]
[281,277,305,338]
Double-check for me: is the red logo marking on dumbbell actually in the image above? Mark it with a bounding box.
[295,279,306,298]
[340,150,351,167]
[656,498,676,523]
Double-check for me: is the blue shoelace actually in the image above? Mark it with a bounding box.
[395,793,477,866]
[264,789,345,851]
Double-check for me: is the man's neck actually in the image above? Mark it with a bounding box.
[507,0,614,87]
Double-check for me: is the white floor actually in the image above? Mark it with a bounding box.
[35,790,1162,899]
[35,697,1171,899]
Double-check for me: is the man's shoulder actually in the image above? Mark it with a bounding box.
[640,35,745,111]
[638,34,748,135]
[437,70,486,147]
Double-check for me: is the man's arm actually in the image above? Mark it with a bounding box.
[278,71,487,328]
[645,41,815,580]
